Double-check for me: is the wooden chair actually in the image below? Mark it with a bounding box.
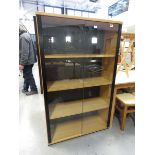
[115,93,135,130]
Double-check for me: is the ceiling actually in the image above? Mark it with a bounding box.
[20,0,102,14]
[19,0,135,34]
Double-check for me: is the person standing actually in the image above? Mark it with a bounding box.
[19,25,38,95]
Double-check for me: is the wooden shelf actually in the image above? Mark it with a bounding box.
[83,97,109,113]
[82,114,107,135]
[48,97,109,119]
[83,77,111,88]
[51,114,107,144]
[47,77,111,92]
[47,79,83,92]
[45,54,115,59]
[49,100,82,119]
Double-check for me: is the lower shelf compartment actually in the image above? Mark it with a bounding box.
[48,97,109,119]
[50,114,107,144]
[83,97,109,113]
[48,100,82,119]
[51,117,81,144]
[82,114,107,135]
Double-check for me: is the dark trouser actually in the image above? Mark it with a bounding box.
[23,64,37,91]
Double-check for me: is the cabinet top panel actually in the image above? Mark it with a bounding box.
[35,12,122,24]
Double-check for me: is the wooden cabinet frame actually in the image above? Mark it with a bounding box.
[34,12,122,145]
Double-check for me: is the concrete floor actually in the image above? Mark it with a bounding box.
[19,64,135,155]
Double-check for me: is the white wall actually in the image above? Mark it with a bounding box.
[95,0,135,32]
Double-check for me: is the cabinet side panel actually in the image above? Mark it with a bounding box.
[107,24,122,127]
[36,15,51,143]
[33,16,43,94]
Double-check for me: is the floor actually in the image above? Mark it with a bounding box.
[19,64,135,155]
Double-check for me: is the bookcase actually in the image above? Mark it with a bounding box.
[34,12,122,145]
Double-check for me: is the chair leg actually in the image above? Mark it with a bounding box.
[128,113,135,126]
[120,105,128,130]
[110,88,117,127]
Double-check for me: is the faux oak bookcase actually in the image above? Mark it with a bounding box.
[34,12,122,145]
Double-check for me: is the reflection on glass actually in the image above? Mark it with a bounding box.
[45,58,103,81]
[49,37,54,43]
[66,36,71,43]
[91,37,98,44]
[90,59,97,62]
[110,23,113,28]
[51,37,54,43]
[94,25,97,29]
[43,25,105,54]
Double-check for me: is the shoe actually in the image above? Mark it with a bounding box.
[26,90,38,96]
[22,89,28,94]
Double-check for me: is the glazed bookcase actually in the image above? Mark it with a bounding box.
[34,12,122,145]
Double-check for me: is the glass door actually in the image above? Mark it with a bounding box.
[38,14,120,143]
[81,20,119,135]
[45,58,83,143]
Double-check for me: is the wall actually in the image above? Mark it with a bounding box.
[95,0,135,32]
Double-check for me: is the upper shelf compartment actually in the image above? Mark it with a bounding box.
[45,54,115,59]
